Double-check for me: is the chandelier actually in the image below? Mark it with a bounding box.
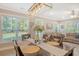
[27,3,53,16]
[70,9,79,18]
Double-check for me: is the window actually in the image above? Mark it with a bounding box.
[2,16,12,42]
[61,20,79,33]
[18,17,29,38]
[2,16,29,42]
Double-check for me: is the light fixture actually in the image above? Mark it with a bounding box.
[70,9,79,18]
[27,3,53,16]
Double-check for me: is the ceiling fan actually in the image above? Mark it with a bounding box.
[27,3,53,16]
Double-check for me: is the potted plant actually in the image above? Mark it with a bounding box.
[34,25,44,43]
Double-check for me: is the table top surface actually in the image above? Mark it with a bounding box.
[20,45,40,54]
[21,39,73,56]
[17,40,32,46]
[38,43,68,56]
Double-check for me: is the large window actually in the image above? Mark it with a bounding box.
[2,16,29,42]
[19,18,29,32]
[74,20,79,33]
[18,17,29,38]
[2,16,12,33]
[2,16,16,42]
[62,20,79,33]
[34,18,45,26]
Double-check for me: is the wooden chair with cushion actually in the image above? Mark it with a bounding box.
[66,33,75,38]
[63,33,76,42]
[45,32,64,47]
[43,34,49,42]
[22,34,31,41]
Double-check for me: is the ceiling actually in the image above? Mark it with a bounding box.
[0,3,79,20]
[0,3,33,14]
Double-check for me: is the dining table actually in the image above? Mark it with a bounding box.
[19,45,40,56]
[26,39,73,56]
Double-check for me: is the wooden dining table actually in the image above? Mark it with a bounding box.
[20,45,40,56]
[16,39,73,56]
[17,40,32,47]
[17,39,41,56]
[37,43,69,56]
[27,39,73,56]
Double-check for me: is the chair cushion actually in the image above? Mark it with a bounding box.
[54,38,60,42]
